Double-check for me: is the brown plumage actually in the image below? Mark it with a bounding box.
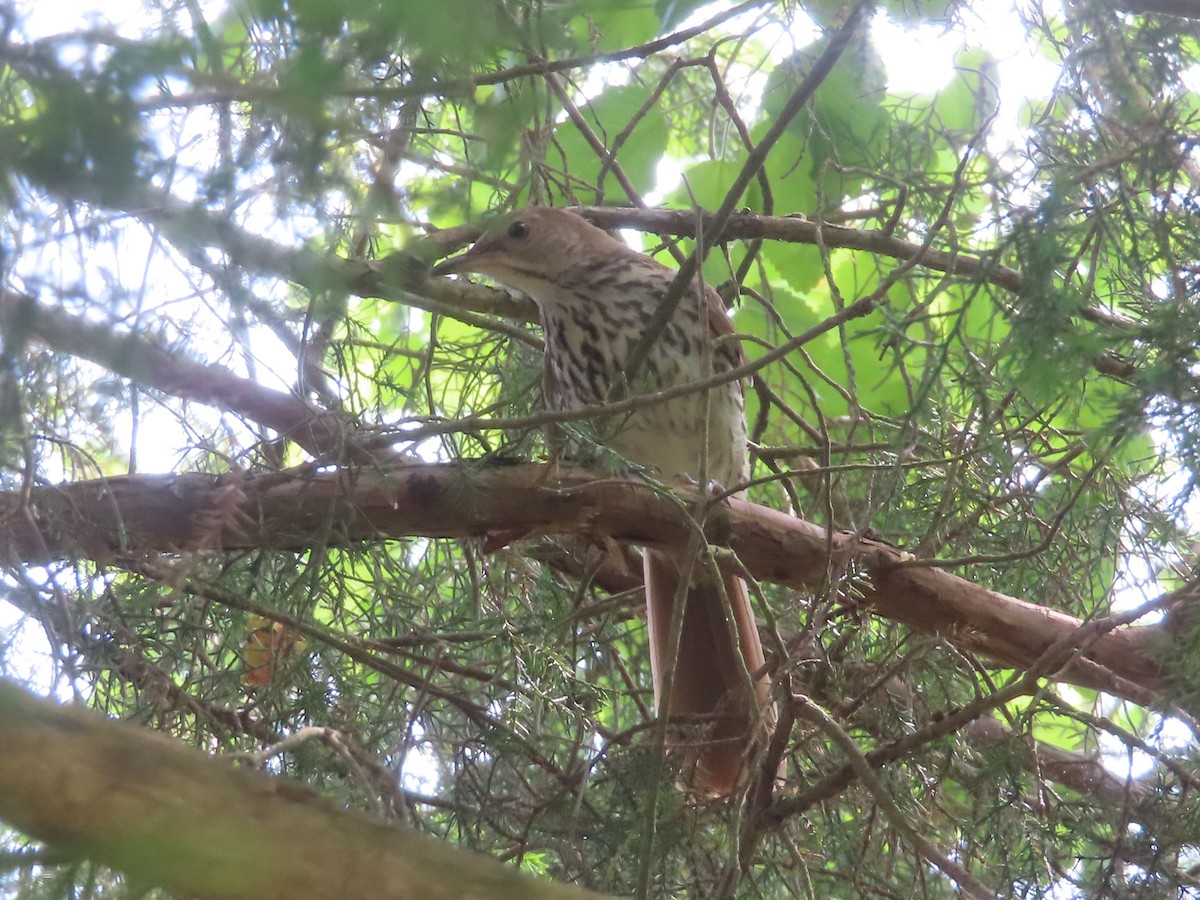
[433,207,773,795]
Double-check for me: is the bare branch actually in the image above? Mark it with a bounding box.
[0,461,1175,708]
[0,292,376,463]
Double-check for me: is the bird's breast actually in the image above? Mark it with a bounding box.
[539,298,746,487]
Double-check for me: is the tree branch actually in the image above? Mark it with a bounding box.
[0,461,1174,709]
[0,679,607,900]
[0,291,376,463]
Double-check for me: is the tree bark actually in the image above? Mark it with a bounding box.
[0,461,1177,709]
[0,679,608,900]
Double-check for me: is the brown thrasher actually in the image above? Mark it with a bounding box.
[433,206,773,796]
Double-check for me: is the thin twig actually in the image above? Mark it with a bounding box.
[622,4,869,382]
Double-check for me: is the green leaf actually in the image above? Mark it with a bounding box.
[668,158,762,211]
[763,241,824,295]
[761,34,887,210]
[470,86,542,178]
[759,129,818,214]
[655,0,708,31]
[389,0,511,64]
[933,46,1000,135]
[878,0,957,24]
[574,0,660,50]
[552,84,669,203]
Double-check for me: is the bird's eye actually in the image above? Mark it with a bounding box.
[508,221,530,240]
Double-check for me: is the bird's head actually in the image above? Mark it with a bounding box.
[432,207,630,298]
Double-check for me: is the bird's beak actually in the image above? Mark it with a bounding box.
[431,252,469,277]
[432,240,491,277]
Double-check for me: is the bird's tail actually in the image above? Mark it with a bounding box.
[643,547,774,796]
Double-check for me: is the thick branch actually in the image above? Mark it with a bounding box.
[14,170,532,326]
[24,162,1132,334]
[21,165,1141,370]
[577,205,1024,295]
[577,206,1138,339]
[0,679,606,900]
[964,716,1155,809]
[0,462,1172,706]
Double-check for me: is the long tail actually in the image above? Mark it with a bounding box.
[643,547,774,796]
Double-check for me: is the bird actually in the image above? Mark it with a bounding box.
[432,206,773,796]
